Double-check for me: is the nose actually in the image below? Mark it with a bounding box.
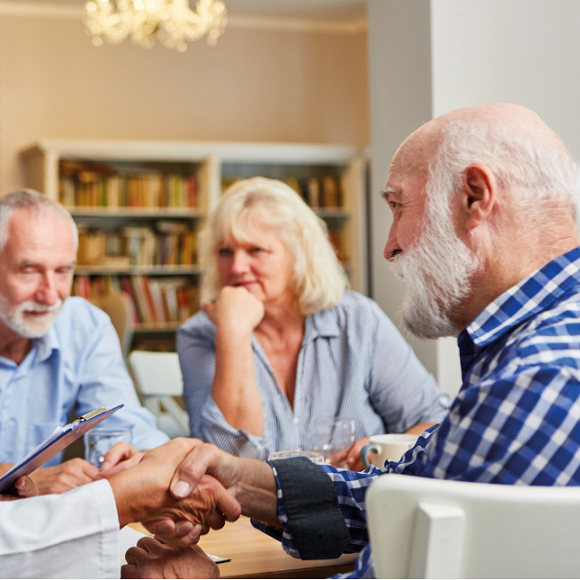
[35,272,58,306]
[383,222,402,262]
[231,249,250,274]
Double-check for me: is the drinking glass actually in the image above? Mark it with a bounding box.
[84,428,132,468]
[310,418,356,463]
[267,450,325,463]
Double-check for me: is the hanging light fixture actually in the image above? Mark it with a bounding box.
[83,0,227,52]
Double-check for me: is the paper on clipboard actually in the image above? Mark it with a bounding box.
[0,404,124,493]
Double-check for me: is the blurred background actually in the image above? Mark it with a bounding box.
[2,0,580,398]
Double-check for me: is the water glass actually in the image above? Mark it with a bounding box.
[84,428,132,468]
[267,450,325,463]
[310,418,356,462]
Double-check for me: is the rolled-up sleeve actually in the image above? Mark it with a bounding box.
[365,300,449,432]
[178,313,267,458]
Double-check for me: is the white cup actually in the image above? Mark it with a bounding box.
[360,433,419,468]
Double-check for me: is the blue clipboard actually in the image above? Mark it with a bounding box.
[0,404,124,494]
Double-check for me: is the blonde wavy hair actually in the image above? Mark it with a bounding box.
[198,177,348,315]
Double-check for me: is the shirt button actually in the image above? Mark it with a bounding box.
[293,417,299,425]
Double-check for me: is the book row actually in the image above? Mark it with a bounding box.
[73,275,199,326]
[77,222,197,267]
[222,175,343,209]
[60,172,198,209]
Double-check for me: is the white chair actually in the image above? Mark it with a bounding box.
[129,350,190,438]
[366,473,580,579]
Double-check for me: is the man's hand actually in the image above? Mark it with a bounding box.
[96,442,145,479]
[164,441,279,529]
[0,475,39,501]
[108,438,242,537]
[30,458,99,494]
[122,537,219,579]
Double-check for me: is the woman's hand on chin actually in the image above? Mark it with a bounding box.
[202,286,264,336]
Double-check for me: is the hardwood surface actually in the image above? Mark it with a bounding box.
[131,517,357,579]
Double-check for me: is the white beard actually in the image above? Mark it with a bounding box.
[389,204,482,340]
[0,296,63,339]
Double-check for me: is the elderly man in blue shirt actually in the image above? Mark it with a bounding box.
[0,190,169,495]
[122,103,580,580]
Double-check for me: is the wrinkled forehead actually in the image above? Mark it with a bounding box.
[394,123,441,173]
[4,209,76,255]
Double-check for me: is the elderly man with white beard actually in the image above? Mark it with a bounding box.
[122,103,580,580]
[0,190,169,495]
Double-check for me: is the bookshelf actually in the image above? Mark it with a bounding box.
[20,139,368,350]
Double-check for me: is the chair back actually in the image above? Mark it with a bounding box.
[92,292,135,358]
[129,350,189,437]
[366,473,580,578]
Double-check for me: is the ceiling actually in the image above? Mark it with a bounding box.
[22,0,367,22]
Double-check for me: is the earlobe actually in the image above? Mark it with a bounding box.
[460,163,497,232]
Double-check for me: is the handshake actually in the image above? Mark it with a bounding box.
[8,439,278,579]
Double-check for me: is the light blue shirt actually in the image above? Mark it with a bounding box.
[178,291,449,459]
[0,297,169,466]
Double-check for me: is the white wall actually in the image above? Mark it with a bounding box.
[431,0,580,159]
[367,0,448,389]
[0,12,369,195]
[367,0,580,398]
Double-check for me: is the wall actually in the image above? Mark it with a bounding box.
[367,0,442,386]
[0,12,369,194]
[367,0,580,397]
[431,0,580,159]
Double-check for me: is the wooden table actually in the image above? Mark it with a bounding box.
[198,517,357,579]
[131,517,356,579]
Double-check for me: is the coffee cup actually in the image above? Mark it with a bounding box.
[360,433,419,468]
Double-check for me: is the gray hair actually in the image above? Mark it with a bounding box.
[0,190,78,252]
[427,120,580,226]
[199,177,348,315]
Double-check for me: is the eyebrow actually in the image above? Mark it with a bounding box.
[379,187,397,201]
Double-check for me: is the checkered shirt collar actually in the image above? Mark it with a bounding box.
[466,246,580,348]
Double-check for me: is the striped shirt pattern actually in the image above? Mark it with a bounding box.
[178,291,448,459]
[254,247,580,578]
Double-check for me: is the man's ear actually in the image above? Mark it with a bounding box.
[459,163,498,233]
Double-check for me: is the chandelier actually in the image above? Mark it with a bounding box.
[83,0,227,52]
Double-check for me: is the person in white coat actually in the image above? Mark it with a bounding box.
[0,439,237,579]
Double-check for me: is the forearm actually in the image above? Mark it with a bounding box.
[229,457,279,527]
[212,328,265,435]
[108,469,141,527]
[406,421,437,435]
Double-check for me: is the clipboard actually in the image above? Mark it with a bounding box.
[0,404,124,493]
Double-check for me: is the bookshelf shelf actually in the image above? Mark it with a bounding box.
[21,139,368,352]
[68,208,203,219]
[134,323,182,333]
[74,265,201,276]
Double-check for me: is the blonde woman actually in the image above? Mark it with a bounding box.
[177,177,448,469]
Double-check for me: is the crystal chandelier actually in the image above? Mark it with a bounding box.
[83,0,227,52]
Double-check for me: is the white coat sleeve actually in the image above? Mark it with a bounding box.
[0,479,120,579]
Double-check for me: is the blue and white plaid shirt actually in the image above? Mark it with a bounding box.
[254,247,580,578]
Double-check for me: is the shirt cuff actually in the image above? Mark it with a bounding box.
[268,457,350,559]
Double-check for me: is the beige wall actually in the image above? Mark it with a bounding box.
[0,14,369,194]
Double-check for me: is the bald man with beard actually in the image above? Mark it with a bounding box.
[123,103,580,579]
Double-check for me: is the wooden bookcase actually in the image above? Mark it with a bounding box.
[20,139,368,350]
